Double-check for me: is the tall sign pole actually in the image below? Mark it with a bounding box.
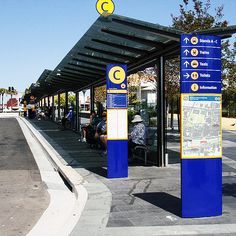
[106,64,128,178]
[180,34,222,217]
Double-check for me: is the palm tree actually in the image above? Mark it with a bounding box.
[0,88,7,112]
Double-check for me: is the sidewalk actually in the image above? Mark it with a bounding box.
[27,118,236,235]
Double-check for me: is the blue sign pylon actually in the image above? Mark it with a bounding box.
[180,34,222,218]
[106,64,128,178]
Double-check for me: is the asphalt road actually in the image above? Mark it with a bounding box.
[0,118,49,236]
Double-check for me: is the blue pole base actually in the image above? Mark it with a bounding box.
[181,158,222,218]
[107,140,128,178]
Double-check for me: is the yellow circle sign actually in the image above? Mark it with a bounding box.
[191,72,199,80]
[108,66,126,84]
[96,0,115,17]
[191,83,199,92]
[191,37,198,45]
[191,48,199,56]
[191,60,199,68]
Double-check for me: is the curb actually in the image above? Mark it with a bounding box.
[20,117,88,234]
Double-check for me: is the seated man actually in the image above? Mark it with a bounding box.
[95,111,107,151]
[129,115,146,160]
[81,110,100,143]
[61,107,74,129]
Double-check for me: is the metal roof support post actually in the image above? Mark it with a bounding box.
[52,95,55,121]
[75,91,80,133]
[90,85,94,111]
[58,93,61,121]
[47,96,50,107]
[43,97,46,110]
[65,91,68,117]
[156,56,166,167]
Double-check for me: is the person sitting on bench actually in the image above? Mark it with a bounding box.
[95,111,107,151]
[129,115,146,160]
[81,110,100,143]
[61,106,74,129]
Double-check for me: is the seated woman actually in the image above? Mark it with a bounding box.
[95,111,107,151]
[128,115,146,160]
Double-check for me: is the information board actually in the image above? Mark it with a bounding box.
[181,94,222,158]
[107,93,127,109]
[180,34,222,159]
[180,34,221,94]
[107,109,128,140]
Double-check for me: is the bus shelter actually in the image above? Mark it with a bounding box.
[23,14,236,167]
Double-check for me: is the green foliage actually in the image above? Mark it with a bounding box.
[171,0,228,32]
[170,0,236,117]
[53,92,75,107]
[0,88,7,95]
[94,85,106,103]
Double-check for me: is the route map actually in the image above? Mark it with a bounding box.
[181,94,222,158]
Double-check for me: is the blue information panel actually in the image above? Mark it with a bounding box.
[107,93,127,109]
[180,34,222,218]
[180,34,221,93]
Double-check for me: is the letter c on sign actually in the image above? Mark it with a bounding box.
[109,66,126,84]
[101,1,108,12]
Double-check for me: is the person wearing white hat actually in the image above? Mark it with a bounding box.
[129,114,146,160]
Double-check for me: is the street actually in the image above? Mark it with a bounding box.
[0,117,49,236]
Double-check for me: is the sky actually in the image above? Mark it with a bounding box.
[0,0,235,98]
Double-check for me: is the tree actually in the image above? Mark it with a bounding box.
[222,40,236,116]
[171,0,228,32]
[94,85,106,103]
[170,0,236,120]
[54,92,75,107]
[0,88,7,112]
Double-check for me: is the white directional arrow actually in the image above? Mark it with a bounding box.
[184,73,190,79]
[183,37,190,43]
[184,61,190,68]
[184,49,190,55]
[214,40,218,44]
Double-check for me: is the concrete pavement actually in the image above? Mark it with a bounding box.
[18,117,86,236]
[25,117,236,235]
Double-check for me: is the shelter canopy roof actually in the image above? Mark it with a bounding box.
[30,14,236,98]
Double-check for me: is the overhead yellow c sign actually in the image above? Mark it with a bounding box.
[96,0,115,17]
[108,66,126,84]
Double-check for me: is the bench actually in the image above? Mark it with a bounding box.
[132,129,157,165]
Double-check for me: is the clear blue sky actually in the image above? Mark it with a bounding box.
[0,0,235,95]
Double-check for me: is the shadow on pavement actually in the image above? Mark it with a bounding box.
[86,167,107,178]
[134,192,181,217]
[223,183,236,198]
[168,149,180,164]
